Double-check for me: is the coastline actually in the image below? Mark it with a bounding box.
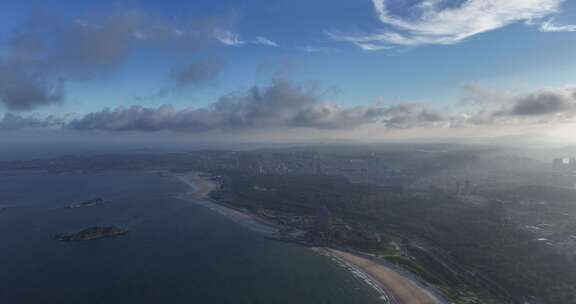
[176,172,445,304]
[175,172,279,235]
[319,248,444,304]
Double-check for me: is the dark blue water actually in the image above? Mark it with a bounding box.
[0,171,382,303]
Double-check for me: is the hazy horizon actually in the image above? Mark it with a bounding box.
[3,2,576,304]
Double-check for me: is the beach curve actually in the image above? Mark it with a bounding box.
[176,171,446,304]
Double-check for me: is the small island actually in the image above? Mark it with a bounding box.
[64,198,104,209]
[53,226,128,241]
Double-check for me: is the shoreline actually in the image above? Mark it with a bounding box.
[320,248,445,304]
[175,172,280,235]
[313,247,394,303]
[175,171,445,304]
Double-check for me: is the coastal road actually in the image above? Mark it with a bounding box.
[328,249,443,304]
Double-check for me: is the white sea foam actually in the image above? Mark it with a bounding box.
[314,249,392,303]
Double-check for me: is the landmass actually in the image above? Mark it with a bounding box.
[53,226,128,241]
[321,248,443,304]
[64,198,104,209]
[178,172,444,304]
[3,145,576,303]
[177,172,281,235]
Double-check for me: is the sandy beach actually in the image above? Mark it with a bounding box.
[176,172,218,200]
[177,172,445,304]
[322,248,444,304]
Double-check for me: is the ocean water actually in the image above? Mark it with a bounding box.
[0,171,383,304]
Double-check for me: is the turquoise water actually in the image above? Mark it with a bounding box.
[0,171,383,304]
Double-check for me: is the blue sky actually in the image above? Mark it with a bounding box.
[2,0,576,141]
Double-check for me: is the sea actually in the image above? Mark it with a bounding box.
[0,170,384,304]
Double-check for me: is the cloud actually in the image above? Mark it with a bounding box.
[10,81,576,134]
[381,104,446,128]
[495,87,576,118]
[0,113,64,130]
[68,79,388,132]
[539,19,576,32]
[296,45,342,53]
[291,103,385,129]
[171,60,224,87]
[66,79,465,132]
[213,29,245,46]
[458,85,576,126]
[0,9,226,111]
[374,86,576,128]
[159,58,225,95]
[58,82,576,133]
[329,0,568,48]
[213,29,279,47]
[10,9,216,76]
[253,36,279,47]
[0,61,65,111]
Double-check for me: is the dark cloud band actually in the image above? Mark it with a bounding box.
[5,83,576,133]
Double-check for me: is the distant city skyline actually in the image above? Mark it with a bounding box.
[2,0,576,143]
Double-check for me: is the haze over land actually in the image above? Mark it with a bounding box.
[3,1,576,304]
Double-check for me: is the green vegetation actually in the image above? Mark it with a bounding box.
[382,255,442,285]
[4,150,576,303]
[212,171,576,304]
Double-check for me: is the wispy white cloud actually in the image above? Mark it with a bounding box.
[329,0,570,48]
[253,36,279,47]
[539,18,576,32]
[296,45,341,53]
[213,30,279,48]
[213,29,246,46]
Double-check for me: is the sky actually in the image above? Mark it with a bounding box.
[2,0,576,144]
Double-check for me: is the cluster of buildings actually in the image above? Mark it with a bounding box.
[188,150,409,189]
[258,204,384,247]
